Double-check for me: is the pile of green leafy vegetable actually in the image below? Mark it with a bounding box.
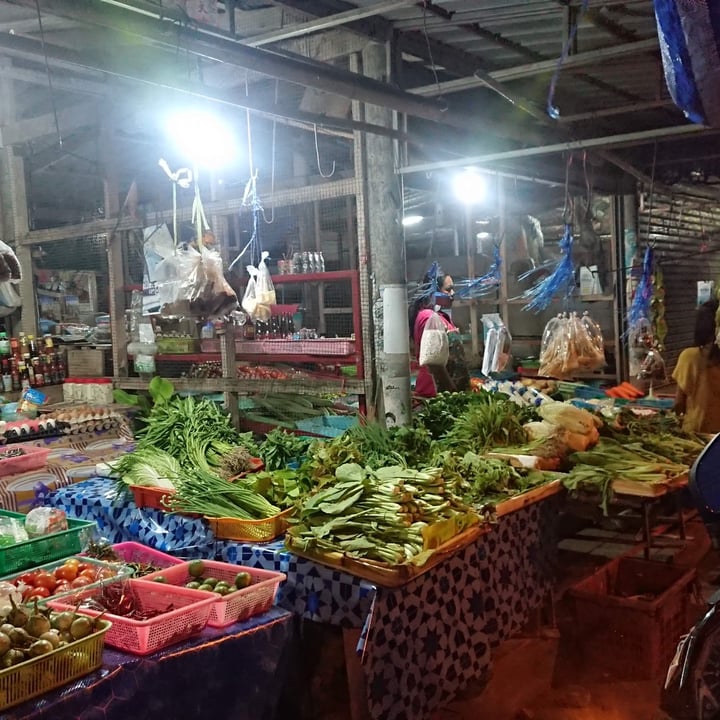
[259,429,312,471]
[112,384,279,520]
[435,450,552,506]
[287,463,478,565]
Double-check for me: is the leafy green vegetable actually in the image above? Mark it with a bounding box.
[148,377,174,405]
[111,447,182,490]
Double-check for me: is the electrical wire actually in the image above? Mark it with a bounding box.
[34,0,62,150]
[421,2,447,111]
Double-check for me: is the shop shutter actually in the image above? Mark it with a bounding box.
[637,193,720,370]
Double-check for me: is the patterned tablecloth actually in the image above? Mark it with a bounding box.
[5,606,293,720]
[46,477,560,720]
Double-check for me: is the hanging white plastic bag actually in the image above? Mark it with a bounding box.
[154,245,202,313]
[419,311,449,367]
[0,240,21,284]
[181,243,238,317]
[242,266,259,318]
[254,251,276,322]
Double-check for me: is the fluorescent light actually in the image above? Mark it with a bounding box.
[165,109,238,169]
[402,215,424,227]
[452,168,487,205]
[477,232,491,240]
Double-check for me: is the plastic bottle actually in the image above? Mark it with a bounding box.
[0,333,9,358]
[28,335,38,358]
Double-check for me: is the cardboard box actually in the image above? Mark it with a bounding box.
[66,349,105,377]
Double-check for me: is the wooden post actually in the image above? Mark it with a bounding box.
[100,112,128,378]
[351,50,376,420]
[0,59,35,336]
[220,326,240,427]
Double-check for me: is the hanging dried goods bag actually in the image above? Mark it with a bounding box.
[419,311,449,367]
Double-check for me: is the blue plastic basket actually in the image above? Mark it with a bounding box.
[295,416,357,438]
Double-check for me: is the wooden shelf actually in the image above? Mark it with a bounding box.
[114,376,365,396]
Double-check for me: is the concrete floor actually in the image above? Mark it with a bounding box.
[432,515,713,720]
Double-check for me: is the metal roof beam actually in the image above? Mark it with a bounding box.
[398,124,709,175]
[411,38,659,96]
[242,0,416,47]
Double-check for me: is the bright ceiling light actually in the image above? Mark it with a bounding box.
[402,215,424,227]
[452,169,487,205]
[165,109,238,169]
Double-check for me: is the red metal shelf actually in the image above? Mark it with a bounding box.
[153,353,358,365]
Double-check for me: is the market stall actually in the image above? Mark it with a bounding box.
[44,473,561,720]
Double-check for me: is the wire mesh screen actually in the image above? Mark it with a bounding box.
[36,234,109,317]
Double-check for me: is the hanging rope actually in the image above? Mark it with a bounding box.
[228,172,265,272]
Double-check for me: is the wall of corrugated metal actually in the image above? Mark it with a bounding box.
[637,193,720,370]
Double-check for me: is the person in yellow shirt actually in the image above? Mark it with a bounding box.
[673,298,720,433]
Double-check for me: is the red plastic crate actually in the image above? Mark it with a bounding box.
[48,579,216,655]
[0,444,51,476]
[143,560,285,628]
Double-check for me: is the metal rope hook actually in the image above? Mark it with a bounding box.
[314,124,336,178]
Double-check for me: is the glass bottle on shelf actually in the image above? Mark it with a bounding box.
[28,335,38,358]
[319,252,326,273]
[301,251,309,274]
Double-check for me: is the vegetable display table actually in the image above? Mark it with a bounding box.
[47,477,561,720]
[0,433,133,512]
[4,606,292,720]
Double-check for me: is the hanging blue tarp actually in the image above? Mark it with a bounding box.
[654,0,720,125]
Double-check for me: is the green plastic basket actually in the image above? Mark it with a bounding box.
[0,510,97,576]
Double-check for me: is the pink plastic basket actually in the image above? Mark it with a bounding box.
[0,444,51,476]
[48,579,216,655]
[143,560,285,628]
[110,542,183,576]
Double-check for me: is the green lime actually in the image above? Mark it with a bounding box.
[197,583,215,592]
[153,576,167,583]
[203,577,219,588]
[188,560,205,579]
[234,572,252,589]
[185,581,201,590]
[214,585,231,596]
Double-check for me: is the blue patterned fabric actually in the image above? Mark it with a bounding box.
[46,478,559,720]
[654,0,720,125]
[48,477,376,628]
[5,607,293,720]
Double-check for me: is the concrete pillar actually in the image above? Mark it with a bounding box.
[0,60,35,337]
[361,41,411,427]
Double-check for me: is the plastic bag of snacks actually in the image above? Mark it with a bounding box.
[539,312,606,379]
[481,314,512,376]
[24,507,68,538]
[419,312,449,367]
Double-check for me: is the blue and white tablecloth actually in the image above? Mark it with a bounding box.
[46,477,559,720]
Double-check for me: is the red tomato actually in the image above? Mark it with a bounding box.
[16,572,38,586]
[53,582,71,595]
[26,587,50,600]
[79,569,98,582]
[34,573,57,592]
[70,576,92,589]
[64,558,80,569]
[54,565,78,582]
[97,569,116,580]
[76,563,92,573]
